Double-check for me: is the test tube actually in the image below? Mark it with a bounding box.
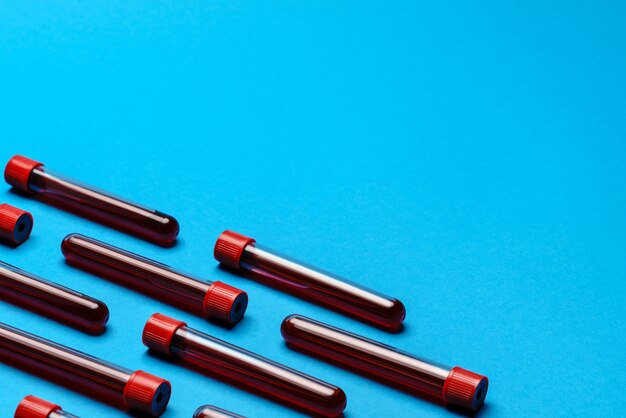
[0,203,33,245]
[194,405,245,418]
[143,313,347,417]
[14,396,80,418]
[62,234,247,326]
[281,315,488,412]
[0,322,171,416]
[0,261,109,334]
[4,155,179,246]
[214,230,406,331]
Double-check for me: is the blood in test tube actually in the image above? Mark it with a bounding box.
[194,405,245,418]
[281,315,488,412]
[214,230,406,332]
[0,322,171,416]
[4,155,179,246]
[0,203,33,245]
[0,261,109,334]
[62,234,247,326]
[14,395,80,418]
[143,313,347,418]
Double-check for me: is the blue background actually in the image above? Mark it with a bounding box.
[1,1,625,417]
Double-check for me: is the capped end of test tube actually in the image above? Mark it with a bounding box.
[4,155,43,193]
[204,281,248,325]
[123,370,171,417]
[142,313,187,355]
[214,230,255,270]
[442,366,489,412]
[14,395,61,418]
[0,204,33,245]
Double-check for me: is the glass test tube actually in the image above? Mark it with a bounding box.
[143,314,347,417]
[0,322,171,416]
[281,315,488,412]
[4,155,179,246]
[214,231,406,331]
[15,395,80,418]
[62,234,247,326]
[0,261,109,334]
[194,405,245,418]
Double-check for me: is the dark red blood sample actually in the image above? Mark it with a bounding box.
[194,405,245,418]
[4,155,179,246]
[14,395,80,418]
[62,233,247,326]
[0,261,109,334]
[214,230,406,331]
[0,203,33,245]
[0,322,171,416]
[143,313,347,417]
[281,315,488,412]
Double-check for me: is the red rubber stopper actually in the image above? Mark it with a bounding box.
[0,203,34,245]
[123,370,172,417]
[214,230,255,270]
[142,313,187,356]
[442,366,489,412]
[203,281,248,325]
[4,155,43,192]
[14,395,60,418]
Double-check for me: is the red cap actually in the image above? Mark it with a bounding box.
[4,155,43,192]
[142,313,187,355]
[442,366,489,412]
[14,395,60,418]
[203,281,248,325]
[123,370,171,417]
[0,204,33,245]
[214,230,255,270]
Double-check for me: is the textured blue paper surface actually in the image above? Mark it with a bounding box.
[1,1,625,417]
